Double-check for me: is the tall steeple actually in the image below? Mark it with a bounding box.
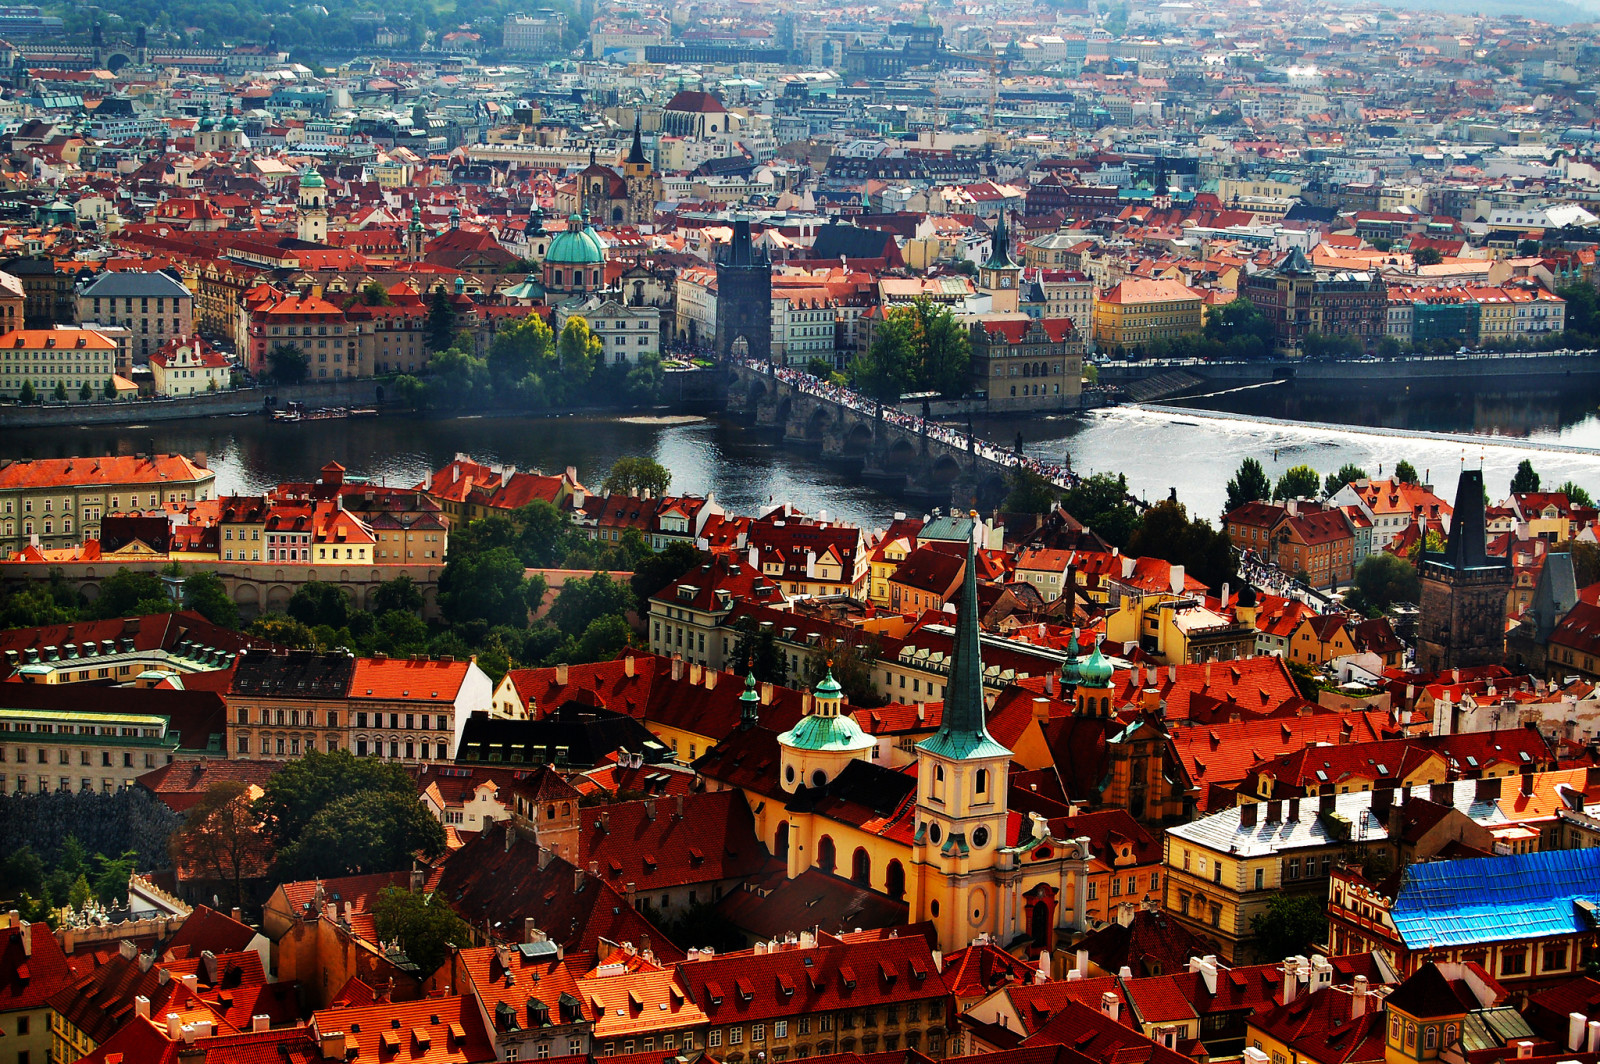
[627,112,648,166]
[917,518,1010,762]
[978,213,1021,312]
[1437,467,1493,570]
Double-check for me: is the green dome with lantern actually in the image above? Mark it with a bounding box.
[1080,643,1113,688]
[544,211,606,266]
[299,168,325,189]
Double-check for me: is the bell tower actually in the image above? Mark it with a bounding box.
[623,112,658,228]
[978,211,1021,313]
[912,518,1013,947]
[296,169,327,244]
[406,202,426,261]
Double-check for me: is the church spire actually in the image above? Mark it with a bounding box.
[739,666,760,729]
[982,211,1016,270]
[627,112,647,166]
[917,517,1010,761]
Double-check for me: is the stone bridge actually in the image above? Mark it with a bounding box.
[726,362,1025,510]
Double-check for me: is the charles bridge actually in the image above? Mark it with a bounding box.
[724,360,1078,511]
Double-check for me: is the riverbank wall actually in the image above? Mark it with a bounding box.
[1095,350,1600,395]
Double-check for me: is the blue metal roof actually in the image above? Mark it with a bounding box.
[1391,847,1600,950]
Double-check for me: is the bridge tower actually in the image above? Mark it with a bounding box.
[715,218,772,361]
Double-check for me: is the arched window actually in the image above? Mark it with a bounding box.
[976,768,989,797]
[553,269,564,286]
[1443,1025,1458,1048]
[561,802,571,816]
[886,859,905,900]
[546,804,556,820]
[816,835,836,873]
[851,847,871,886]
[1424,1028,1437,1051]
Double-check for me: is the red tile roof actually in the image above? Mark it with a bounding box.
[350,656,475,701]
[0,917,77,1012]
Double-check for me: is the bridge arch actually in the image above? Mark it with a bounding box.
[805,404,831,441]
[931,454,962,484]
[105,52,132,72]
[885,437,917,470]
[842,422,873,455]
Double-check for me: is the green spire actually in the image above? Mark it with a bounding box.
[982,211,1016,270]
[916,521,1011,762]
[739,667,760,728]
[1061,629,1082,688]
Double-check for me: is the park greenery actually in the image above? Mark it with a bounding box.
[847,297,972,402]
[0,788,179,924]
[394,316,664,414]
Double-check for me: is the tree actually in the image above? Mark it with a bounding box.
[51,380,66,402]
[245,614,319,649]
[1518,239,1543,257]
[555,316,600,392]
[1203,297,1274,359]
[267,343,310,385]
[394,374,427,411]
[1407,528,1447,562]
[287,580,350,630]
[103,378,116,399]
[1570,542,1600,588]
[910,297,972,398]
[87,568,169,619]
[486,313,556,397]
[439,547,532,629]
[1224,458,1272,514]
[732,618,788,687]
[78,381,92,401]
[184,570,239,628]
[549,614,634,665]
[372,885,471,975]
[1351,552,1421,612]
[372,609,430,656]
[1273,464,1321,502]
[1558,284,1599,337]
[849,311,916,403]
[1511,459,1541,495]
[371,574,425,615]
[426,287,458,352]
[1412,246,1443,267]
[17,380,35,404]
[1324,463,1367,498]
[360,281,395,306]
[170,780,269,910]
[1558,481,1595,508]
[280,790,446,878]
[629,541,707,611]
[806,356,835,380]
[803,639,883,708]
[546,572,634,638]
[255,749,419,850]
[601,456,672,498]
[1250,893,1328,960]
[1394,460,1419,485]
[1125,499,1238,592]
[1062,473,1142,547]
[1003,467,1061,515]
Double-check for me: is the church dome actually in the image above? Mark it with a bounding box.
[544,213,606,266]
[1079,643,1113,688]
[299,169,325,189]
[777,707,873,754]
[220,111,239,132]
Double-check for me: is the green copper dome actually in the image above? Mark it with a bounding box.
[544,212,606,266]
[778,710,874,754]
[299,169,325,189]
[814,665,843,702]
[1080,643,1113,688]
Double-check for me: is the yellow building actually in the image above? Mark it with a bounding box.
[150,335,231,396]
[1163,793,1383,962]
[1104,589,1257,665]
[0,327,118,399]
[1286,615,1357,666]
[0,453,215,555]
[1092,278,1203,357]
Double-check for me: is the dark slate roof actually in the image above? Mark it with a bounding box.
[454,703,671,768]
[78,270,192,298]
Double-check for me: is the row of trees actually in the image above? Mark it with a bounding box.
[12,379,125,405]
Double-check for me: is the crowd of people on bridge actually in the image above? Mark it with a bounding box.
[737,356,1082,492]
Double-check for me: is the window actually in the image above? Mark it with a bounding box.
[775,1022,788,1039]
[709,1031,722,1048]
[1502,951,1527,976]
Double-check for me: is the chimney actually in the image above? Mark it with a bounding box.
[1240,802,1259,828]
[675,794,686,819]
[1100,992,1121,1022]
[181,973,198,993]
[760,682,773,705]
[1035,950,1050,985]
[1371,788,1393,820]
[1266,800,1283,823]
[1076,949,1088,977]
[624,653,635,678]
[705,669,718,691]
[1352,975,1368,1019]
[555,662,569,685]
[167,1013,182,1038]
[1319,792,1335,814]
[689,662,704,686]
[231,907,243,923]
[1569,1013,1587,1052]
[135,997,151,1020]
[252,1015,269,1033]
[1283,959,1301,1004]
[1587,1020,1600,1053]
[671,656,684,682]
[574,867,585,892]
[1287,798,1300,821]
[1521,771,1534,796]
[1244,1050,1270,1064]
[1517,1043,1535,1060]
[321,1031,348,1060]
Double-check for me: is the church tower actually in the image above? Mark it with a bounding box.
[912,520,1013,948]
[1417,468,1512,671]
[777,663,875,795]
[1073,643,1114,718]
[406,202,426,262]
[296,169,327,244]
[978,211,1021,313]
[715,218,772,359]
[623,112,659,228]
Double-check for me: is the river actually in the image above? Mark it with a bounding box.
[7,379,1600,528]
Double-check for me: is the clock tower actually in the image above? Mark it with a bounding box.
[978,211,1021,313]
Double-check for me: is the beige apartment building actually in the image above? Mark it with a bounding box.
[0,454,216,554]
